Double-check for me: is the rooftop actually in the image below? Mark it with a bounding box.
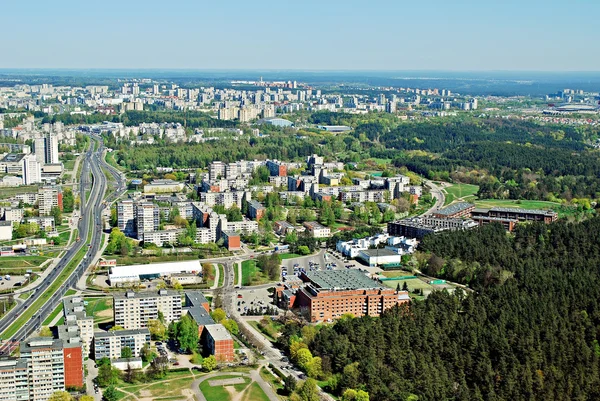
[359,248,399,257]
[489,207,557,216]
[435,202,474,216]
[113,289,181,300]
[204,324,233,341]
[94,328,150,339]
[304,269,383,291]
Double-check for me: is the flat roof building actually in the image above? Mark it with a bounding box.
[432,202,474,219]
[203,324,234,362]
[289,270,409,323]
[113,289,182,330]
[93,329,151,361]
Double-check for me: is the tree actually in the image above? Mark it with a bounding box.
[97,360,117,387]
[140,343,156,363]
[295,348,313,368]
[103,386,119,401]
[39,326,53,337]
[51,206,62,226]
[284,375,297,395]
[298,245,310,255]
[305,356,323,379]
[109,325,124,332]
[174,314,199,353]
[148,319,167,340]
[48,391,73,401]
[80,396,95,401]
[121,346,133,359]
[210,308,226,323]
[202,354,217,372]
[221,319,239,336]
[295,378,320,401]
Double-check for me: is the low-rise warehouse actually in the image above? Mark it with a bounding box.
[108,260,201,286]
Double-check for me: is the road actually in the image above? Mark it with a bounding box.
[0,136,120,342]
[423,179,445,215]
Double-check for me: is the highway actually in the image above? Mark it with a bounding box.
[0,136,121,342]
[423,179,446,215]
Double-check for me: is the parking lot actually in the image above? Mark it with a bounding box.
[235,286,276,315]
[280,250,365,280]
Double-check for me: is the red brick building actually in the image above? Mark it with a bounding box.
[203,324,235,362]
[289,270,409,322]
[222,230,241,251]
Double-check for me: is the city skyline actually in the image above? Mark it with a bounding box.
[3,0,599,71]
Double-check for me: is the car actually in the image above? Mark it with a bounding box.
[173,361,180,366]
[155,342,162,346]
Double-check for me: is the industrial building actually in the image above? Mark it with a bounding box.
[108,260,201,286]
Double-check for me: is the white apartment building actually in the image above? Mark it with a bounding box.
[38,186,61,216]
[19,338,65,401]
[303,221,331,238]
[113,289,182,330]
[136,203,159,239]
[93,329,151,360]
[22,154,41,185]
[117,200,135,234]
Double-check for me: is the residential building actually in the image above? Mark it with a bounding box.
[388,217,478,239]
[38,186,62,216]
[22,154,41,185]
[117,200,135,234]
[471,207,557,224]
[247,200,266,221]
[266,160,287,177]
[202,324,235,362]
[0,222,11,241]
[93,329,151,360]
[136,203,159,239]
[20,338,66,400]
[303,221,330,238]
[113,289,182,329]
[60,297,94,356]
[222,230,241,251]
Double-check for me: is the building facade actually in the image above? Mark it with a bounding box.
[113,290,182,330]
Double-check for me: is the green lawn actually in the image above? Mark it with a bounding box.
[85,298,113,323]
[0,256,50,270]
[0,185,38,200]
[240,260,271,286]
[444,183,479,205]
[65,289,77,296]
[218,264,225,287]
[43,304,63,326]
[381,278,433,293]
[475,199,560,210]
[63,159,76,171]
[18,292,30,300]
[199,375,250,401]
[233,263,239,286]
[279,253,303,260]
[205,264,216,288]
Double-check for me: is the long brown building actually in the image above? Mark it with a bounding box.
[285,270,409,323]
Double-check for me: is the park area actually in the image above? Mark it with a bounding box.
[379,271,434,296]
[443,183,479,205]
[241,260,272,286]
[199,373,270,401]
[117,370,197,401]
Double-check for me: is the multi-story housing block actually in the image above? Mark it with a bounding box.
[93,329,151,360]
[113,290,182,330]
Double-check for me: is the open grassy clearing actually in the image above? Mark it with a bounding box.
[0,256,50,270]
[475,199,560,210]
[198,374,270,401]
[380,270,415,278]
[241,260,271,286]
[443,183,480,205]
[42,304,63,326]
[0,185,38,200]
[381,278,434,293]
[279,253,303,260]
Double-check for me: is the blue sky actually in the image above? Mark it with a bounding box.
[2,0,598,70]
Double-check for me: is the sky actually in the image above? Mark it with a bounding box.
[2,0,599,71]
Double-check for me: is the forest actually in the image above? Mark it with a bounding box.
[106,114,600,202]
[281,219,600,401]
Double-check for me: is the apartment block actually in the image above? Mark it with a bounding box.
[19,338,66,401]
[38,187,63,216]
[60,297,94,356]
[247,200,266,221]
[266,160,287,177]
[113,289,182,330]
[117,200,135,234]
[136,202,159,239]
[303,221,330,238]
[93,329,151,360]
[203,324,234,362]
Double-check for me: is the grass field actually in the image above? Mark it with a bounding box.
[120,375,195,400]
[63,159,76,171]
[381,278,434,293]
[279,253,303,260]
[233,263,239,287]
[205,264,216,288]
[444,183,479,205]
[241,260,271,286]
[85,298,113,325]
[0,256,50,270]
[218,264,225,287]
[42,304,63,326]
[475,199,560,210]
[113,253,205,265]
[381,270,415,278]
[198,374,270,401]
[0,185,38,200]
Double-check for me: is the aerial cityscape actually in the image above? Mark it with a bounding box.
[0,1,599,401]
